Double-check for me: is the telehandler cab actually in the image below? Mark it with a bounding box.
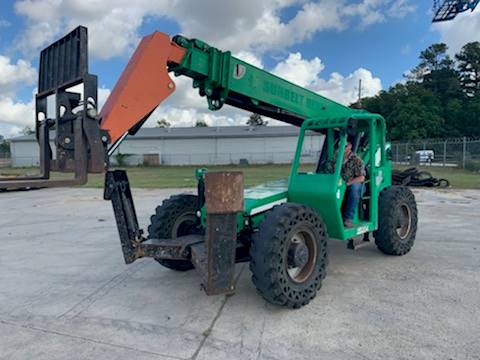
[0,27,417,308]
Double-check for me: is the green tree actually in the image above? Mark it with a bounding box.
[425,67,462,102]
[247,113,268,126]
[113,152,131,166]
[418,43,454,72]
[414,44,462,100]
[456,41,480,97]
[195,120,208,127]
[458,97,480,137]
[0,135,10,156]
[363,82,445,140]
[393,84,443,140]
[442,98,464,137]
[21,125,35,135]
[363,41,479,140]
[156,119,171,128]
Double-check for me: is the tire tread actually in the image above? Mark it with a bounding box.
[148,194,198,271]
[249,203,328,309]
[375,186,418,256]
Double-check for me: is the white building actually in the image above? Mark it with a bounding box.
[10,126,322,167]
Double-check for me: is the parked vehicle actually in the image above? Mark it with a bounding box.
[415,150,435,164]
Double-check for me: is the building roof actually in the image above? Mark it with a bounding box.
[11,125,300,142]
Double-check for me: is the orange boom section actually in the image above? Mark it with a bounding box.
[99,32,186,144]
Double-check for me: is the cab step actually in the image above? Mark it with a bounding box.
[347,232,372,250]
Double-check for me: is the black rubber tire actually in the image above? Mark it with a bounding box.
[148,194,200,271]
[249,203,328,309]
[375,186,418,256]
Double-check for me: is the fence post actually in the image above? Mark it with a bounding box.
[462,136,467,169]
[405,142,409,164]
[443,140,447,167]
[396,144,399,163]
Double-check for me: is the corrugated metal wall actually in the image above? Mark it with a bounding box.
[10,132,322,167]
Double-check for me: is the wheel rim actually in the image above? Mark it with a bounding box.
[396,203,412,240]
[172,212,199,238]
[286,229,317,283]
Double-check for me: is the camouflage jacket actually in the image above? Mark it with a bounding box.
[342,153,366,183]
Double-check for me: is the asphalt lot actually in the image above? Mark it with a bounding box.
[1,187,479,360]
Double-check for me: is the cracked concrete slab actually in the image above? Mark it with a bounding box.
[1,188,479,359]
[0,321,177,360]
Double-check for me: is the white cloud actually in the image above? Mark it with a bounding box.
[12,0,310,57]
[314,68,383,105]
[387,0,417,18]
[146,106,252,128]
[14,0,169,59]
[432,9,480,55]
[342,0,416,28]
[13,0,416,59]
[234,51,264,69]
[166,0,349,55]
[156,79,259,128]
[0,97,35,128]
[272,52,382,105]
[0,55,36,96]
[0,124,22,138]
[0,55,36,135]
[162,76,209,111]
[98,86,111,110]
[273,52,325,87]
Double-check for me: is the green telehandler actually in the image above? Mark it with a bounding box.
[0,27,417,308]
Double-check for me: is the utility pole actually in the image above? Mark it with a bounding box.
[358,79,362,102]
[355,79,364,108]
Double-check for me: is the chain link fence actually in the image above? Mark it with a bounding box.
[391,137,480,171]
[0,153,11,168]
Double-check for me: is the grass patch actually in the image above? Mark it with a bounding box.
[2,164,479,189]
[0,164,292,189]
[84,164,293,188]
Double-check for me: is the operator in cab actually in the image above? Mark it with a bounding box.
[342,141,366,228]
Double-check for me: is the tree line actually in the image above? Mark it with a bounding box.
[361,42,480,141]
[156,113,268,128]
[0,135,10,156]
[156,119,209,128]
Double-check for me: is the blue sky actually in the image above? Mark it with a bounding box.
[0,0,479,136]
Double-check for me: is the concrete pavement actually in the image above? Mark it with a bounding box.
[1,188,479,359]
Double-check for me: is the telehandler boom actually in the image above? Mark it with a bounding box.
[0,27,417,308]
